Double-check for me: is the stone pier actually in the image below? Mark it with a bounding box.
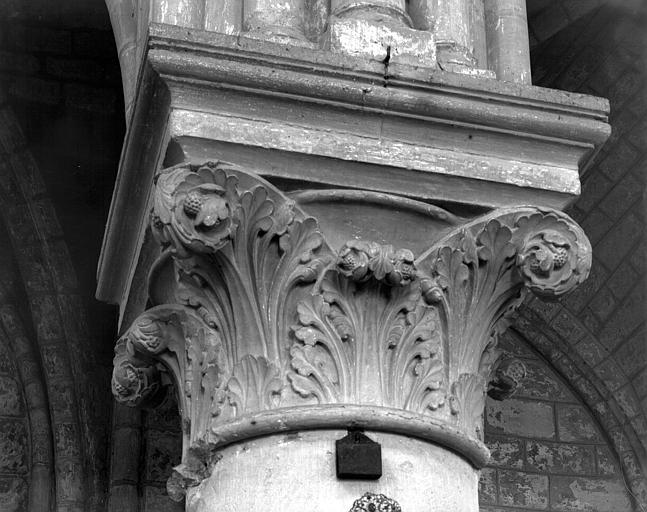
[101,2,610,511]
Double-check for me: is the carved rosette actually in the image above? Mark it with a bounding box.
[111,162,592,496]
[348,493,402,512]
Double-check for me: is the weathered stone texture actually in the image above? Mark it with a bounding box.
[486,398,556,439]
[480,334,633,511]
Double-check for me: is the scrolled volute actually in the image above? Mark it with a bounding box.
[152,162,242,254]
[514,211,591,298]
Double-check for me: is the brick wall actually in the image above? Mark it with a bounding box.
[480,330,633,511]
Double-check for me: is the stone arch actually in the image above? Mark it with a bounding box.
[0,229,54,512]
[482,326,637,511]
[0,98,108,510]
[510,301,647,508]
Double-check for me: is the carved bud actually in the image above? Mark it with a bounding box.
[420,277,443,304]
[389,248,416,286]
[349,492,402,512]
[183,191,204,217]
[338,240,372,281]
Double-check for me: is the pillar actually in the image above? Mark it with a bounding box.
[484,0,532,83]
[243,0,308,43]
[100,11,610,512]
[151,0,205,28]
[327,0,436,68]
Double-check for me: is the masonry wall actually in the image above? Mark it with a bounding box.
[479,330,634,511]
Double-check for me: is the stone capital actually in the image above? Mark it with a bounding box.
[111,161,592,508]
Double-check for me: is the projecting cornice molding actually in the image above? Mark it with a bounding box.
[111,162,592,495]
[96,25,609,310]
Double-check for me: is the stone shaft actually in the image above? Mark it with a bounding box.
[484,0,532,83]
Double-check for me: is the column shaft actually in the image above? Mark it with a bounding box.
[243,0,308,41]
[152,0,205,27]
[484,0,531,83]
[331,0,409,25]
[204,0,242,33]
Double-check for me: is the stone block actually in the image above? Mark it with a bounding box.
[478,467,497,505]
[550,476,631,511]
[614,385,641,419]
[497,330,537,360]
[0,375,23,416]
[484,435,524,469]
[0,341,13,373]
[144,430,182,484]
[607,70,643,110]
[0,419,28,474]
[486,397,555,440]
[498,469,549,509]
[111,427,141,483]
[606,262,640,301]
[563,258,607,312]
[30,295,63,341]
[570,377,603,405]
[513,359,574,402]
[578,171,612,214]
[598,282,644,350]
[10,151,47,198]
[46,240,78,291]
[551,310,587,344]
[574,336,609,367]
[592,401,619,434]
[30,199,63,240]
[587,286,617,322]
[328,17,436,69]
[633,366,647,398]
[630,414,647,438]
[592,358,625,392]
[577,307,601,335]
[18,247,53,293]
[595,446,619,476]
[56,460,84,503]
[557,404,602,443]
[0,478,28,512]
[55,423,81,459]
[526,441,595,475]
[41,344,72,380]
[599,173,642,221]
[598,141,641,182]
[48,381,76,421]
[613,334,647,378]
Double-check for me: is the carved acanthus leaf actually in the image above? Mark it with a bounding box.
[418,207,591,381]
[150,162,334,373]
[288,252,446,412]
[450,373,487,440]
[226,355,283,415]
[110,305,228,445]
